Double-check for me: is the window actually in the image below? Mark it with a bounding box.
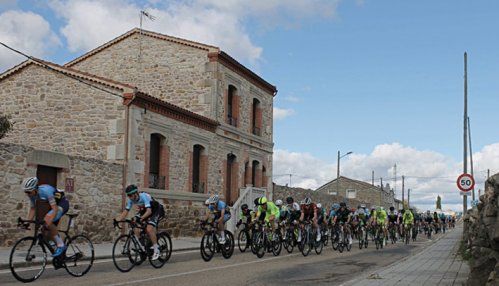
[148,133,167,189]
[226,154,237,205]
[192,144,206,193]
[346,189,356,199]
[226,85,238,127]
[251,160,260,187]
[252,98,262,136]
[261,165,267,188]
[37,165,58,187]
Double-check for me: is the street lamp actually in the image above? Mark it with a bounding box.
[336,151,353,196]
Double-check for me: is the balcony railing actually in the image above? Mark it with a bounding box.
[149,173,166,189]
[227,116,238,127]
[252,126,261,136]
[192,182,205,193]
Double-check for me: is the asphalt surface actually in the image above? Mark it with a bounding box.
[0,231,447,286]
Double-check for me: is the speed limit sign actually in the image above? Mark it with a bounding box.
[457,173,475,192]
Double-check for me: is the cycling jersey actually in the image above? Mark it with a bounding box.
[300,203,317,220]
[387,211,398,223]
[354,209,369,222]
[336,208,350,223]
[402,211,414,225]
[257,201,280,222]
[127,192,164,226]
[29,184,69,223]
[375,210,387,225]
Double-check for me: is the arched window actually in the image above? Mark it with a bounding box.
[226,153,237,205]
[252,160,260,187]
[252,98,262,136]
[226,85,238,127]
[262,165,267,188]
[148,133,167,189]
[192,144,207,193]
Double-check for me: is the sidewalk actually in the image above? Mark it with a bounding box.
[348,225,469,286]
[0,236,202,270]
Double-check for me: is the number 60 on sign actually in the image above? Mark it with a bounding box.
[457,173,475,192]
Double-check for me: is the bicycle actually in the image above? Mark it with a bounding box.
[357,223,368,249]
[252,220,282,258]
[282,221,298,253]
[298,220,322,256]
[374,224,385,250]
[388,222,398,244]
[10,214,94,283]
[112,218,172,272]
[403,223,412,245]
[237,222,253,252]
[199,220,234,261]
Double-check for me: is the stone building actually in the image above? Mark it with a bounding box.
[273,184,364,209]
[315,176,396,209]
[0,28,276,245]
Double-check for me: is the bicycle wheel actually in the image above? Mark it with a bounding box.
[112,234,140,272]
[65,234,94,277]
[283,230,293,253]
[150,232,172,268]
[346,236,352,252]
[255,233,266,258]
[238,230,249,252]
[271,232,282,256]
[331,231,339,251]
[200,234,214,262]
[10,237,47,283]
[314,232,323,255]
[300,231,311,257]
[221,231,234,259]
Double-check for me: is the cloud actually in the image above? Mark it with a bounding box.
[284,95,300,103]
[273,142,499,212]
[48,0,339,65]
[0,10,60,71]
[273,107,295,120]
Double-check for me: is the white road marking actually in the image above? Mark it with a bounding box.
[105,253,301,286]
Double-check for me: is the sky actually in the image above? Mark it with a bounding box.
[1,0,499,211]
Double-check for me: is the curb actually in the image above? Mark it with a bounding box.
[0,246,201,271]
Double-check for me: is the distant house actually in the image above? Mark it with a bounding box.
[315,176,396,209]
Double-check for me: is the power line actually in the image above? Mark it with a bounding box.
[0,42,125,99]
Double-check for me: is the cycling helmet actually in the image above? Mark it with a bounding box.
[208,194,219,204]
[22,177,38,192]
[339,202,346,207]
[275,199,283,206]
[125,184,138,195]
[258,197,268,205]
[204,199,210,205]
[254,197,260,206]
[286,196,294,204]
[332,203,340,210]
[380,207,385,211]
[376,206,382,211]
[241,203,248,211]
[401,209,406,214]
[360,204,366,209]
[357,205,362,209]
[302,197,312,205]
[389,206,395,211]
[317,203,322,208]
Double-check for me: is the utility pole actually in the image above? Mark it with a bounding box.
[372,170,374,186]
[463,52,468,215]
[289,174,292,187]
[408,188,411,208]
[488,169,490,179]
[402,175,405,208]
[380,178,383,208]
[394,164,397,198]
[468,117,475,201]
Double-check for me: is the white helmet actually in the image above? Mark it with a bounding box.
[317,203,322,208]
[275,199,283,206]
[208,194,219,204]
[204,199,210,205]
[22,177,38,192]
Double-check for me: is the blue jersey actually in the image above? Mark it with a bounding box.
[126,192,153,211]
[29,184,64,207]
[208,201,228,215]
[329,209,337,218]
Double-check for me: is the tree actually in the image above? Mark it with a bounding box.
[436,195,442,210]
[0,114,13,139]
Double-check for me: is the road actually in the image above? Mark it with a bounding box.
[0,231,450,286]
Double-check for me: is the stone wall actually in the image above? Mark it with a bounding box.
[463,173,499,286]
[0,142,123,246]
[68,33,214,118]
[273,184,365,210]
[0,64,125,162]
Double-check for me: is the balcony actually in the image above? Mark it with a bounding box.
[252,126,261,136]
[227,115,238,127]
[192,182,205,193]
[149,173,165,189]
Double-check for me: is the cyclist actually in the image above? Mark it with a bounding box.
[354,204,369,229]
[22,177,69,257]
[298,198,321,242]
[116,184,165,260]
[275,199,287,221]
[403,208,414,234]
[284,196,301,224]
[236,203,254,228]
[316,203,327,227]
[255,197,280,233]
[374,206,388,245]
[202,194,230,244]
[333,202,352,245]
[387,206,399,240]
[328,203,340,225]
